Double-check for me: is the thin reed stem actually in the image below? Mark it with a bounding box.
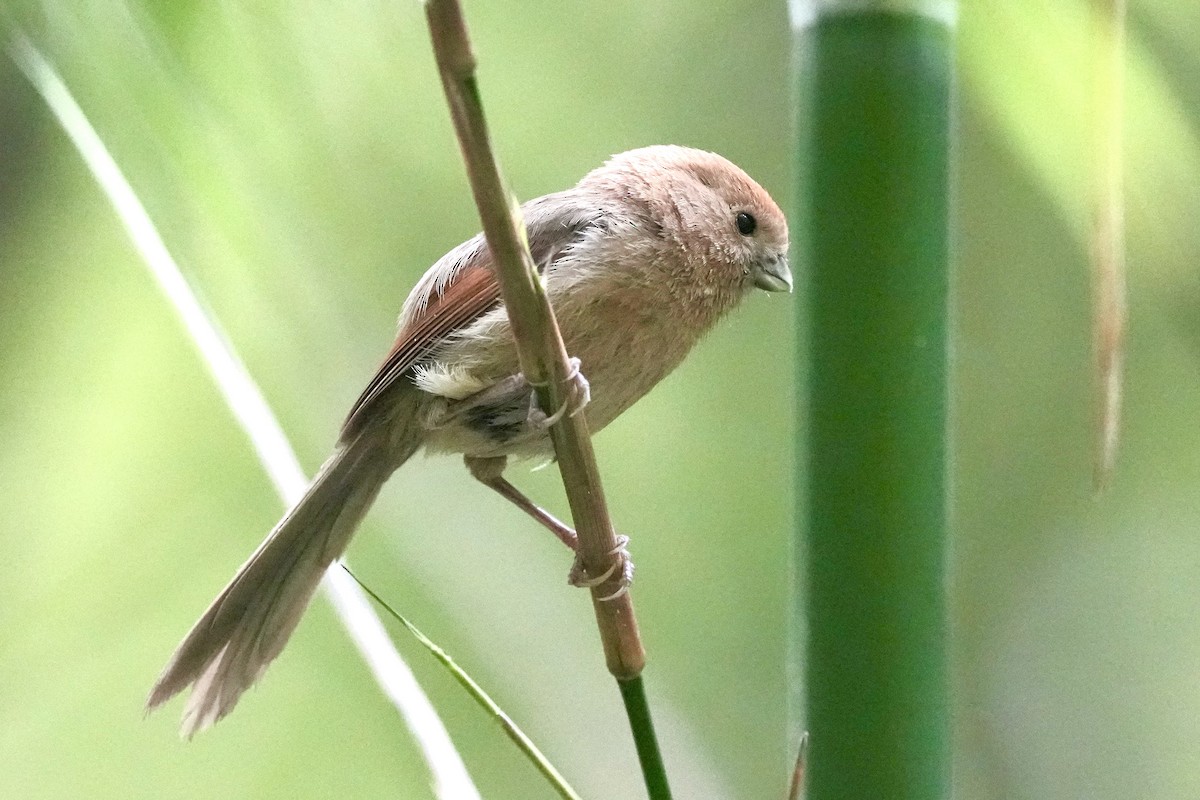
[422,2,670,796]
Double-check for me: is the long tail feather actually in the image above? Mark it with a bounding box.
[148,427,415,735]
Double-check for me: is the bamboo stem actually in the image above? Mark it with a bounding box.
[794,4,954,798]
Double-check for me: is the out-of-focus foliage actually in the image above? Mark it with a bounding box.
[0,2,1197,799]
[956,4,1200,799]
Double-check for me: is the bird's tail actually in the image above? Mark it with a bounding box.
[147,422,417,735]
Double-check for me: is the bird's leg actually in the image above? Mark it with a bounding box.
[465,455,633,599]
[466,455,578,550]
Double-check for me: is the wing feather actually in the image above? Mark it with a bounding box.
[339,192,604,440]
[341,252,498,437]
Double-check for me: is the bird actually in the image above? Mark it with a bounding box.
[147,145,791,735]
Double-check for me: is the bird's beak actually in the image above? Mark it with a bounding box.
[754,254,793,293]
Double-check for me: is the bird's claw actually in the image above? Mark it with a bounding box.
[528,357,590,429]
[568,534,634,601]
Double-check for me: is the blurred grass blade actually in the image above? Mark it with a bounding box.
[7,32,481,800]
[346,567,583,800]
[1090,0,1128,490]
[793,1,954,798]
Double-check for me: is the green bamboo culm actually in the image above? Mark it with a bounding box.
[794,4,955,800]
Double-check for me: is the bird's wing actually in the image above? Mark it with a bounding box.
[339,192,602,439]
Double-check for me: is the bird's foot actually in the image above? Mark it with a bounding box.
[527,357,590,429]
[568,534,634,601]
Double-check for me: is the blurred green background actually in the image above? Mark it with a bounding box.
[0,1,1197,799]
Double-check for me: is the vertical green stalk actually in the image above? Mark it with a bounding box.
[794,4,954,799]
[618,678,671,800]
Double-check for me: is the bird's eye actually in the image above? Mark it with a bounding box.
[736,211,757,236]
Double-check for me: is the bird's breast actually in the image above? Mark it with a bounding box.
[421,248,744,459]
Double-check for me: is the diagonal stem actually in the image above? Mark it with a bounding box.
[423,2,670,797]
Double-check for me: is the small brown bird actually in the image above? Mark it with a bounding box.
[148,145,791,734]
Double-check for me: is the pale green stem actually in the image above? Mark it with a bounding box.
[8,32,481,800]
